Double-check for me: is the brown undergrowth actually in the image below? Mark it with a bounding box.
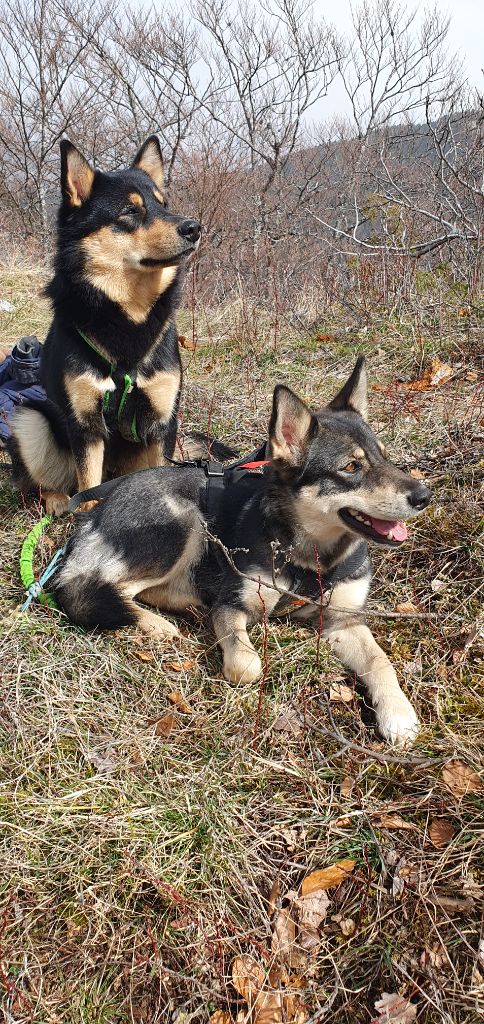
[0,265,482,1022]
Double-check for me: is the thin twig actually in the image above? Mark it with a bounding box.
[205,526,438,620]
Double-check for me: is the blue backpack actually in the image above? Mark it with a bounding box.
[0,336,46,444]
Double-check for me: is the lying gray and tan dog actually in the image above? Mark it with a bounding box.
[51,357,431,745]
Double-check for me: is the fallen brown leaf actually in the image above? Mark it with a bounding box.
[429,894,475,913]
[374,357,454,394]
[267,876,280,917]
[134,649,155,663]
[420,942,448,971]
[254,990,307,1024]
[373,813,416,831]
[442,759,483,798]
[272,708,305,737]
[329,683,354,703]
[429,818,454,848]
[296,888,330,950]
[232,956,308,1024]
[178,334,197,352]
[339,917,356,937]
[166,659,195,672]
[405,357,454,391]
[154,712,177,737]
[271,908,296,962]
[169,914,192,930]
[209,1012,232,1024]
[232,956,265,1001]
[301,860,355,895]
[167,690,194,714]
[330,815,352,829]
[395,601,419,615]
[340,776,355,798]
[87,749,117,774]
[409,468,425,480]
[372,992,417,1023]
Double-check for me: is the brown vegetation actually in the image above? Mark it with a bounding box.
[0,0,482,312]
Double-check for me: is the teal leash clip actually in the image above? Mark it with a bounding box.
[21,546,65,611]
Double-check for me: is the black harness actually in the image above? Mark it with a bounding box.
[68,443,269,514]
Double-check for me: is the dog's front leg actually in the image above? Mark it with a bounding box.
[72,435,105,493]
[212,605,262,684]
[64,372,109,496]
[42,432,104,516]
[325,622,419,746]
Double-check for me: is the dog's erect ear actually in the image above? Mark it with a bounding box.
[60,140,95,208]
[327,355,368,420]
[132,136,165,190]
[269,385,318,467]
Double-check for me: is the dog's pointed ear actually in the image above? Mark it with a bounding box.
[132,135,164,190]
[60,140,95,208]
[269,385,318,467]
[327,356,368,420]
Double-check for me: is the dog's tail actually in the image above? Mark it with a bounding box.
[176,431,238,462]
[7,399,76,495]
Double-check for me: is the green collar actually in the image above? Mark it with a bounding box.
[75,327,139,442]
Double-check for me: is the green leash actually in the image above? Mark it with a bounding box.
[76,327,139,442]
[20,516,61,611]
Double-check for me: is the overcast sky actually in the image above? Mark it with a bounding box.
[313,0,483,117]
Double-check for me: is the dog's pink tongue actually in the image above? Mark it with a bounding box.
[370,517,408,541]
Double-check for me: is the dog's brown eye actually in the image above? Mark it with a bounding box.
[118,203,145,221]
[339,461,361,473]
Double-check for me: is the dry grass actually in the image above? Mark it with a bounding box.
[0,262,483,1023]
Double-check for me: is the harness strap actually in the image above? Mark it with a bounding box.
[69,444,272,515]
[75,327,139,443]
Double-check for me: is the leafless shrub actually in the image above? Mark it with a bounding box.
[0,0,481,313]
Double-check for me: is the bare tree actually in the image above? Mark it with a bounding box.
[306,0,482,306]
[63,1,203,182]
[188,0,339,294]
[0,0,480,310]
[335,0,457,138]
[0,0,110,244]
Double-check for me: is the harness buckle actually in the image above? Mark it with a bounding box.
[205,461,225,477]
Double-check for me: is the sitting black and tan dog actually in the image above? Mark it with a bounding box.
[9,136,201,515]
[51,357,431,745]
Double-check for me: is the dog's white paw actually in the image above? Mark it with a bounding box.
[223,648,262,684]
[374,691,420,747]
[137,609,180,639]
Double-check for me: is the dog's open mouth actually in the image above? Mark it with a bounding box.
[140,247,195,268]
[338,508,408,545]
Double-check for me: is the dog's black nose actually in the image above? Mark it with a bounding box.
[408,483,431,511]
[177,219,201,243]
